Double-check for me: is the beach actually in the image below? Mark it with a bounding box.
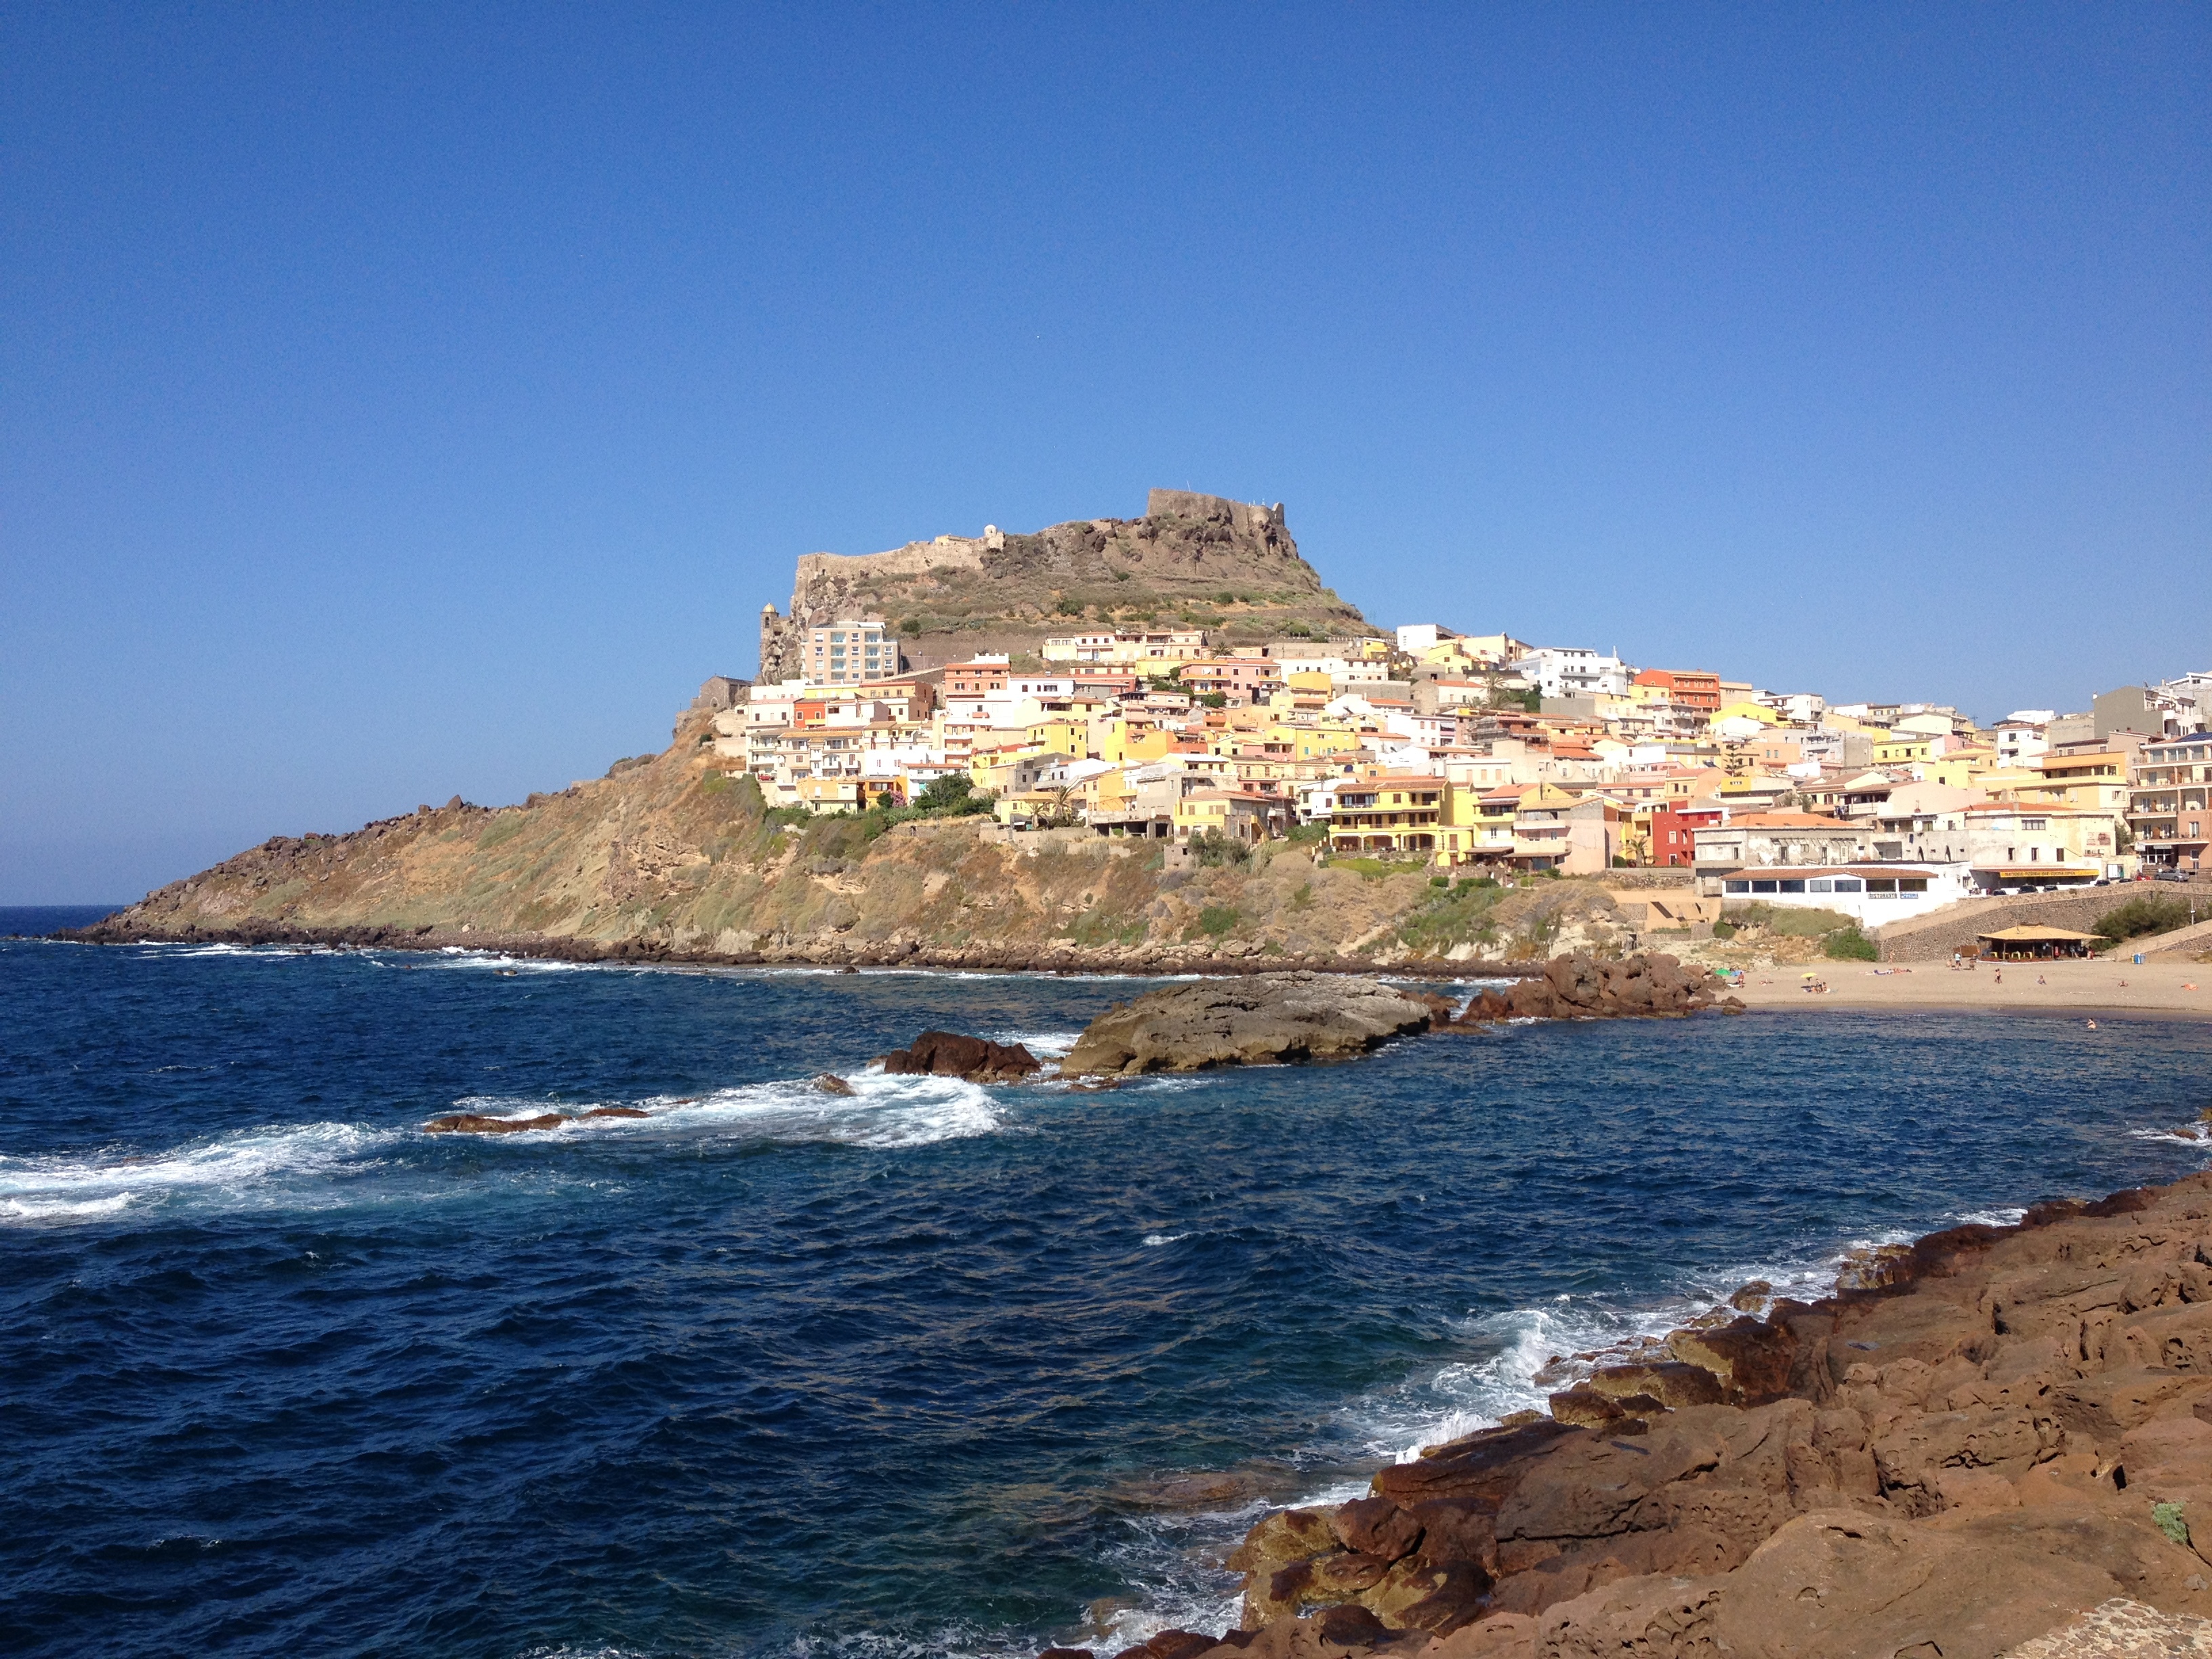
[1728,956,2212,1017]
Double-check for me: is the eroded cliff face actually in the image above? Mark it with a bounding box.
[760,489,1374,680]
[79,720,1652,966]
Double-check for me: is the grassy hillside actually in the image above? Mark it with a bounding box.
[81,716,1640,968]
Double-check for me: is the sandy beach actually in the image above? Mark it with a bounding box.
[1728,956,2212,1017]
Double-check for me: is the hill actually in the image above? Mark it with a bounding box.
[68,708,1640,970]
[758,487,1375,678]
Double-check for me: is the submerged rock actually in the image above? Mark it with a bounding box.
[423,1111,568,1134]
[813,1073,856,1097]
[876,1031,1041,1084]
[424,1105,649,1132]
[1062,973,1434,1076]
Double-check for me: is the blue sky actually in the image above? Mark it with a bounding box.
[4,4,2206,902]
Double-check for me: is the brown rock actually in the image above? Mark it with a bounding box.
[1330,1497,1424,1562]
[1586,1361,1725,1409]
[1063,975,1434,1076]
[423,1111,568,1134]
[876,1030,1042,1082]
[1666,1317,1799,1404]
[582,1105,651,1119]
[813,1073,857,1096]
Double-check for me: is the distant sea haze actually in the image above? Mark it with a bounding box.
[7,940,2212,1655]
[0,905,125,936]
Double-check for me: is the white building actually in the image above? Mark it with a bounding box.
[1992,720,2051,766]
[1715,864,1978,926]
[1509,647,1633,701]
[1395,623,1458,653]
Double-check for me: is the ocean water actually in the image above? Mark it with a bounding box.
[0,905,126,935]
[5,940,2212,1659]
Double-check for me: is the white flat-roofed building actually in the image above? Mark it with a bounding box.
[1716,863,1976,925]
[1509,647,1632,701]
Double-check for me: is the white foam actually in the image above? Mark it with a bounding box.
[2136,1127,2212,1149]
[445,1068,1012,1152]
[426,949,592,972]
[1143,1232,1189,1247]
[0,1192,134,1224]
[0,1122,399,1222]
[996,1029,1081,1060]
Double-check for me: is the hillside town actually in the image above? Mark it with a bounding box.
[708,615,2211,925]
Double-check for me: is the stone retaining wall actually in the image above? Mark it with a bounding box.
[1876,884,2160,962]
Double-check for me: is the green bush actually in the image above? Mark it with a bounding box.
[1189,904,1240,941]
[1431,875,1450,888]
[1284,821,1328,844]
[1824,928,1879,961]
[914,773,979,812]
[1189,828,1252,868]
[1732,902,1856,938]
[2095,894,2194,941]
[1711,920,1737,940]
[1397,878,1506,954]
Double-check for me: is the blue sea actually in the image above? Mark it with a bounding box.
[5,937,2212,1658]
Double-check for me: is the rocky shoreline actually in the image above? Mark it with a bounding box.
[1073,1173,2212,1659]
[43,916,1550,982]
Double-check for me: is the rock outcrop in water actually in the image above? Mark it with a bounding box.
[1049,1173,2212,1659]
[424,1105,650,1133]
[1062,975,1436,1076]
[876,1030,1042,1083]
[1453,952,1738,1023]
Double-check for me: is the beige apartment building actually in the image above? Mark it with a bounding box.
[2129,731,2212,872]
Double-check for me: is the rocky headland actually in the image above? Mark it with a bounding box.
[53,721,1667,975]
[1065,1174,2212,1659]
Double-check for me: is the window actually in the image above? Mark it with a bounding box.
[1808,878,1834,892]
[1834,878,1865,893]
[1751,879,1778,893]
[1780,879,1806,893]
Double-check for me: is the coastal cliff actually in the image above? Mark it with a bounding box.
[1091,1175,2212,1659]
[68,716,1653,966]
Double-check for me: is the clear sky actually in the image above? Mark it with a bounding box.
[4,5,2206,903]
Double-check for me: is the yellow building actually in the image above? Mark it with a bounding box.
[1872,732,1934,766]
[1915,745,1996,788]
[1092,719,1176,766]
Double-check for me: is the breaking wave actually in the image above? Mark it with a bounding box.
[0,1122,401,1224]
[445,1067,1009,1152]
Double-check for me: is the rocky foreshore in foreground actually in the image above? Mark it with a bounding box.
[1067,1174,2212,1659]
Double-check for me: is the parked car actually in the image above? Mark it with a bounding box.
[2154,868,2194,882]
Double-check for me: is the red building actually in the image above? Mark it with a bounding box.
[1648,800,1724,866]
[1633,668,1723,712]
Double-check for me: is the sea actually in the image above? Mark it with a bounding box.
[5,928,2212,1658]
